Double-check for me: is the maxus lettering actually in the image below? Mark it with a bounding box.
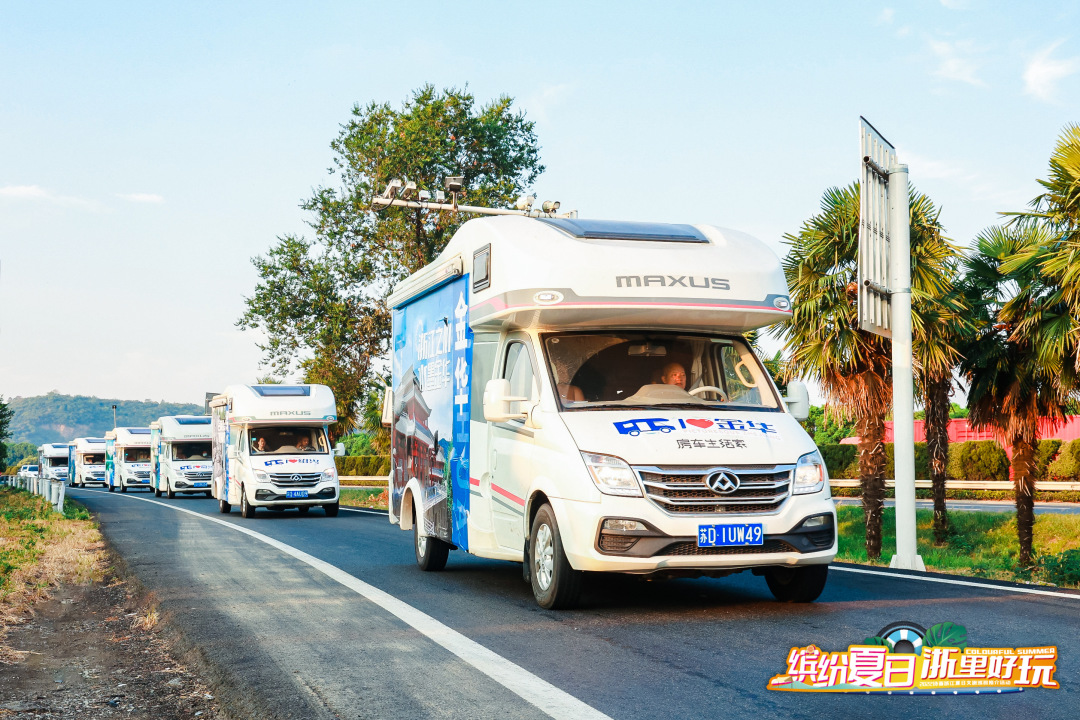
[269,410,312,416]
[615,275,731,290]
[263,458,321,466]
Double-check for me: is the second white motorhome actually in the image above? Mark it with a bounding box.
[209,384,344,518]
[37,443,71,482]
[150,416,213,498]
[385,216,835,609]
[69,437,108,487]
[105,427,153,492]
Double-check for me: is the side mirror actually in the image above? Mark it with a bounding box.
[784,380,810,422]
[483,378,528,423]
[333,443,346,457]
[381,384,393,427]
[227,447,238,460]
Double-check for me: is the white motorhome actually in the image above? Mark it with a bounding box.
[105,427,153,492]
[209,384,344,518]
[385,216,835,609]
[37,443,71,482]
[69,437,108,487]
[150,416,213,498]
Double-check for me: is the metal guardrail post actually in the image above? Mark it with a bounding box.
[54,481,65,513]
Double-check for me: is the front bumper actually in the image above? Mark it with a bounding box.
[250,482,338,505]
[550,490,837,574]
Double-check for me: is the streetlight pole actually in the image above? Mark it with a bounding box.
[112,404,117,428]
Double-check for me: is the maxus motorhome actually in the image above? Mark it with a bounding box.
[38,443,71,483]
[105,427,153,492]
[69,437,107,487]
[385,216,834,609]
[150,416,213,498]
[209,384,344,518]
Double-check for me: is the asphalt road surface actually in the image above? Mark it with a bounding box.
[834,498,1080,514]
[70,487,1079,720]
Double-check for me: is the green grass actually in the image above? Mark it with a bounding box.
[340,487,388,510]
[836,505,1080,587]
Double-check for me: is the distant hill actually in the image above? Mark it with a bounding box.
[7,393,205,445]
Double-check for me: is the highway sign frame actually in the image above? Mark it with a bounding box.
[858,117,895,338]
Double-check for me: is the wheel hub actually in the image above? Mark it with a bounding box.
[534,524,554,591]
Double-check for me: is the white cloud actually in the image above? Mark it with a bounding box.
[116,192,165,203]
[0,184,99,210]
[940,0,969,8]
[896,26,912,38]
[927,38,985,86]
[1023,41,1080,102]
[878,8,894,24]
[525,83,572,124]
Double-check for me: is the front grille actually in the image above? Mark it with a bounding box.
[637,465,793,515]
[269,472,322,487]
[184,471,212,481]
[657,539,796,556]
[133,471,151,479]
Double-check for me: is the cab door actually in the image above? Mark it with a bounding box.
[489,335,539,550]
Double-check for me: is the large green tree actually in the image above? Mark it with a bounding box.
[958,224,1076,566]
[777,183,961,559]
[239,86,544,434]
[0,396,14,467]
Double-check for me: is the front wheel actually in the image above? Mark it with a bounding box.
[218,487,231,513]
[120,483,127,493]
[166,482,175,500]
[107,484,114,493]
[240,487,256,518]
[529,504,582,609]
[765,564,829,603]
[154,486,162,497]
[413,504,449,571]
[324,502,339,517]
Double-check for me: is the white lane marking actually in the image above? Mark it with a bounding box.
[832,565,1080,600]
[75,490,611,720]
[338,506,388,516]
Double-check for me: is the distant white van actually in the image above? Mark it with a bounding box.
[105,427,153,492]
[150,416,213,498]
[69,438,108,487]
[37,443,71,482]
[209,384,344,518]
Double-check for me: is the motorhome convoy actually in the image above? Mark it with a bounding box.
[384,216,834,609]
[105,427,153,492]
[37,443,71,482]
[209,384,344,518]
[69,437,108,487]
[150,415,214,498]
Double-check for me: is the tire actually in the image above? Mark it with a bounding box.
[154,486,162,497]
[108,484,114,493]
[413,503,449,571]
[765,564,829,603]
[205,491,213,498]
[120,482,127,493]
[240,486,256,518]
[166,481,175,500]
[297,506,310,514]
[529,503,582,609]
[218,486,231,513]
[324,502,339,517]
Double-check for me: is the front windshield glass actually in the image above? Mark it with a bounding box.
[543,332,780,411]
[48,458,69,467]
[124,447,151,463]
[173,442,211,461]
[248,426,329,455]
[83,454,105,464]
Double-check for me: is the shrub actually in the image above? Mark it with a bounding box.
[946,441,1009,483]
[1039,549,1080,586]
[1036,439,1063,479]
[335,455,391,476]
[820,444,857,478]
[821,442,929,479]
[1046,439,1080,481]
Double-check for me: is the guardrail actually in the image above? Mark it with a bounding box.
[830,478,1080,492]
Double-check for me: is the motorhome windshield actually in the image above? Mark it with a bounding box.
[248,426,329,455]
[83,454,105,464]
[47,458,69,467]
[173,442,211,461]
[123,447,151,463]
[543,332,781,411]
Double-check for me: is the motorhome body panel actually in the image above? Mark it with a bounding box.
[106,428,153,489]
[38,443,71,481]
[152,416,213,494]
[69,437,107,486]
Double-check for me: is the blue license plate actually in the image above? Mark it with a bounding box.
[286,490,309,499]
[193,482,208,488]
[697,523,764,547]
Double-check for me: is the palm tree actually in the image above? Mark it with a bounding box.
[958,225,1074,566]
[778,183,961,559]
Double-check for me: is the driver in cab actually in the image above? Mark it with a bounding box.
[659,362,686,389]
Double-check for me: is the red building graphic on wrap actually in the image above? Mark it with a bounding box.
[392,367,449,538]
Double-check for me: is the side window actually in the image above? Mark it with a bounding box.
[503,341,537,414]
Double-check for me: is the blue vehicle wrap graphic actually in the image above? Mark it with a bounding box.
[391,274,473,550]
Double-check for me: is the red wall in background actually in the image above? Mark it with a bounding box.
[884,416,1080,455]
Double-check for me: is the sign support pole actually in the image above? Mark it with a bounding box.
[887,164,925,572]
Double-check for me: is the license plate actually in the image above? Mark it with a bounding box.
[286,490,309,499]
[193,482,208,488]
[697,523,764,547]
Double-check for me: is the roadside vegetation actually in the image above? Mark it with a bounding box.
[0,486,104,662]
[836,505,1080,588]
[339,487,388,511]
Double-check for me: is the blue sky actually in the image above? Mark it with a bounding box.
[2,1,1078,403]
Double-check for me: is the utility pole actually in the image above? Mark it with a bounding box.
[112,404,117,429]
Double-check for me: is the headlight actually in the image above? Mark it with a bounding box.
[253,469,269,481]
[581,452,642,497]
[321,468,336,482]
[792,450,827,495]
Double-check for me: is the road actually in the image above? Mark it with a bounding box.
[70,487,1078,720]
[834,497,1080,515]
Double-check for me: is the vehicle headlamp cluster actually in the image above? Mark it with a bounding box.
[581,452,642,497]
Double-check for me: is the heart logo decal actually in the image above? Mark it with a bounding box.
[686,419,713,429]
